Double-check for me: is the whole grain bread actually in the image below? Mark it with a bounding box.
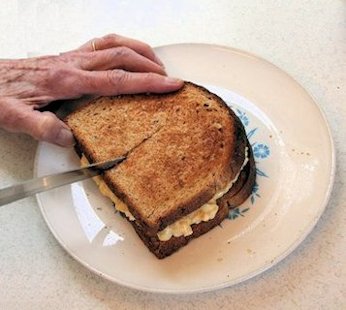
[129,155,255,259]
[65,82,255,258]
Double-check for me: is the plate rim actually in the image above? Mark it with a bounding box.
[34,43,336,294]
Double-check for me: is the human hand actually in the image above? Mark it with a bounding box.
[0,34,183,146]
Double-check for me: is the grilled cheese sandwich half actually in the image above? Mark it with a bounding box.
[81,147,249,241]
[66,82,256,258]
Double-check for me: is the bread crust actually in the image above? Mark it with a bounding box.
[218,141,256,209]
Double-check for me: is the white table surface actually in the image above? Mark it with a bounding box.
[0,1,345,309]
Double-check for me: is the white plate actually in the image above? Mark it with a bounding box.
[34,44,335,294]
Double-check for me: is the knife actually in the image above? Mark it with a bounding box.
[0,156,126,207]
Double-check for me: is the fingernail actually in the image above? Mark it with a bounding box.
[165,76,184,85]
[56,128,75,147]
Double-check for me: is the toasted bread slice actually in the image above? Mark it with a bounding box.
[130,156,255,259]
[65,82,255,258]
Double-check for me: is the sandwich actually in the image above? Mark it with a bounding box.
[65,82,256,259]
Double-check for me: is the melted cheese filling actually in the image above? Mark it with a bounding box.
[81,156,136,221]
[81,147,248,241]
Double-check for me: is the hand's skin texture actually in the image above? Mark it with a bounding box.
[0,34,183,146]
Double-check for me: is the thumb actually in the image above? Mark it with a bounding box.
[0,98,74,147]
[29,110,75,147]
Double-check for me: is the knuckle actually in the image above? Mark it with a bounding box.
[59,51,80,60]
[141,42,152,52]
[33,121,47,140]
[64,51,92,68]
[101,33,119,47]
[34,112,58,140]
[60,65,76,76]
[103,33,118,42]
[144,72,158,81]
[113,46,132,58]
[136,42,154,59]
[107,70,129,91]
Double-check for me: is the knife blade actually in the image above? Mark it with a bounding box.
[0,156,126,207]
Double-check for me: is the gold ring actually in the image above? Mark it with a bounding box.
[91,40,97,52]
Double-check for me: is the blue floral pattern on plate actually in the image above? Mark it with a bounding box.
[228,108,270,220]
[253,144,270,159]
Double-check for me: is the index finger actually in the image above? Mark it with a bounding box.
[78,69,183,96]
